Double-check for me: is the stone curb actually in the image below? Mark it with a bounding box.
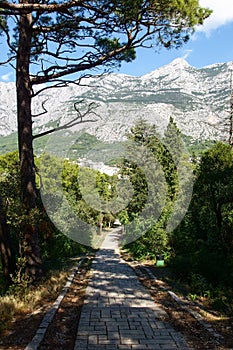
[167,290,224,341]
[140,266,224,342]
[24,259,84,350]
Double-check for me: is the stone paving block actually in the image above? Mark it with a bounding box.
[158,339,180,346]
[132,346,161,350]
[120,337,140,345]
[106,325,119,332]
[76,336,88,342]
[98,335,108,341]
[119,330,145,336]
[86,346,107,350]
[153,330,172,336]
[74,229,191,350]
[142,325,154,333]
[107,331,120,340]
[94,325,107,331]
[91,330,107,335]
[74,340,88,349]
[117,321,130,327]
[110,312,121,318]
[74,345,88,350]
[88,335,98,345]
[76,330,89,336]
[92,318,102,324]
[155,321,168,329]
[101,339,118,345]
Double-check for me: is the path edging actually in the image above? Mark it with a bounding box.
[141,266,224,342]
[24,258,84,350]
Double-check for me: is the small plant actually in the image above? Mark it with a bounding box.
[9,255,32,297]
[203,290,212,299]
[189,273,209,296]
[187,293,198,302]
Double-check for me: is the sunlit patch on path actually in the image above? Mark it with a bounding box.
[75,228,192,350]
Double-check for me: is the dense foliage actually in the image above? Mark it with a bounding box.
[119,118,186,258]
[172,143,233,286]
[118,122,233,312]
[0,152,87,289]
[1,120,233,313]
[0,150,121,288]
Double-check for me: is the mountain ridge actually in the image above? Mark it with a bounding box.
[0,58,232,143]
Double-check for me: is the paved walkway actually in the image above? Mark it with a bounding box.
[74,228,192,350]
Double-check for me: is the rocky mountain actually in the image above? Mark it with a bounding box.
[0,58,232,143]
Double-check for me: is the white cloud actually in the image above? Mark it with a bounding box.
[182,49,193,59]
[197,0,233,34]
[1,72,13,82]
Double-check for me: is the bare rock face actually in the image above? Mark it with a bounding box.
[0,59,232,143]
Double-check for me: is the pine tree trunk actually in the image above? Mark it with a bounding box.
[16,10,43,280]
[0,196,16,282]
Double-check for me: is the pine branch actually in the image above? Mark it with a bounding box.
[33,100,99,139]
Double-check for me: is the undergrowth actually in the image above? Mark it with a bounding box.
[0,256,83,336]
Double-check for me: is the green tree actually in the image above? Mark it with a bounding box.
[121,121,158,220]
[39,153,118,242]
[172,142,233,286]
[196,143,233,251]
[0,0,211,279]
[0,152,20,281]
[164,117,183,165]
[96,173,117,204]
[119,118,193,259]
[119,120,172,256]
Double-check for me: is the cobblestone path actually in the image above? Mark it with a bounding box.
[74,228,192,350]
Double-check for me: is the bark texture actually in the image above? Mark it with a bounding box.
[16,8,43,280]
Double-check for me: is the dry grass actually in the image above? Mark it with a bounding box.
[0,262,78,335]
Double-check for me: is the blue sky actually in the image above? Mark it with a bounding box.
[1,0,233,81]
[118,21,233,76]
[118,0,233,76]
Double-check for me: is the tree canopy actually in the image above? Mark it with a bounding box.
[0,0,211,88]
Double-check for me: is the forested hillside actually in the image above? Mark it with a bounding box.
[1,118,232,319]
